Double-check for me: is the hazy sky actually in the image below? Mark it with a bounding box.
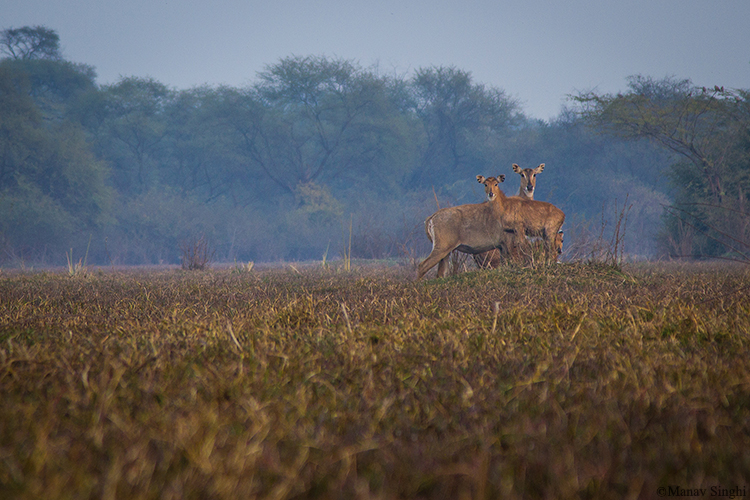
[4,0,750,120]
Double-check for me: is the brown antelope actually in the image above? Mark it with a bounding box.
[418,175,565,280]
[513,163,564,260]
[474,163,562,268]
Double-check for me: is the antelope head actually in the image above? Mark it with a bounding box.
[476,174,505,201]
[512,163,545,199]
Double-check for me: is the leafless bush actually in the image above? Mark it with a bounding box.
[180,234,215,270]
[396,219,428,273]
[663,217,696,259]
[663,203,750,263]
[350,213,399,259]
[564,196,632,268]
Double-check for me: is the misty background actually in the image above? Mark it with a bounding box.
[1,11,748,266]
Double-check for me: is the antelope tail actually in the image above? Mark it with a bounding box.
[425,217,436,245]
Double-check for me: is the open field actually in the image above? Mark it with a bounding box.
[1,261,750,499]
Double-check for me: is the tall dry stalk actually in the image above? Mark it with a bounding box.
[65,235,91,277]
[341,215,353,272]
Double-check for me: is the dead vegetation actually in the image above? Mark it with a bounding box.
[1,261,749,499]
[179,234,215,270]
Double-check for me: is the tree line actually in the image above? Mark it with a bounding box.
[1,26,747,266]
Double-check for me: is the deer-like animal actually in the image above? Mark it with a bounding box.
[474,163,563,268]
[418,175,565,280]
[513,162,564,260]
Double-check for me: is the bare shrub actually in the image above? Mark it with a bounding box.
[180,234,215,270]
[565,196,632,268]
[663,217,696,259]
[662,203,750,264]
[396,226,423,273]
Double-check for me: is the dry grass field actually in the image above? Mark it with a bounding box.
[1,261,750,499]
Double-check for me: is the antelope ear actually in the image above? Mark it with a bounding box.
[476,175,485,183]
[534,163,545,173]
[498,174,506,182]
[512,163,521,173]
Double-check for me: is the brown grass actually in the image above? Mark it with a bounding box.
[1,261,750,499]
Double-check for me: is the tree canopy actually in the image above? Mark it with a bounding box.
[0,26,61,61]
[575,76,750,258]
[3,26,718,265]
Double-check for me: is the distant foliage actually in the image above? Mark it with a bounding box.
[2,26,725,266]
[575,76,750,259]
[0,25,61,60]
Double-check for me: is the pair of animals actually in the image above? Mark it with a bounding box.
[417,163,565,280]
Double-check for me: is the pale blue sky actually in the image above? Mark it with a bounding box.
[4,0,749,120]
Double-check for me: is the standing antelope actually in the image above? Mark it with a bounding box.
[474,163,562,268]
[513,162,564,259]
[418,175,565,280]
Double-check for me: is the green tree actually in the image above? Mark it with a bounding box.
[189,85,288,206]
[159,86,239,201]
[0,65,111,262]
[0,26,61,61]
[0,66,41,188]
[1,57,97,121]
[509,114,673,258]
[88,77,173,194]
[575,76,750,258]
[248,56,411,194]
[407,66,521,184]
